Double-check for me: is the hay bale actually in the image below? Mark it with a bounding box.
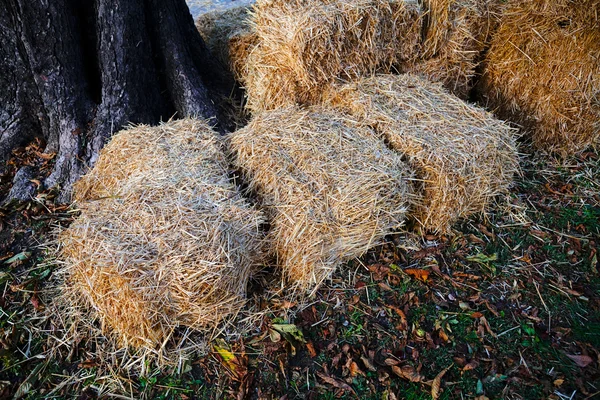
[477,0,600,155]
[196,6,258,82]
[59,119,265,348]
[324,74,519,233]
[229,107,413,293]
[406,0,503,98]
[244,0,422,112]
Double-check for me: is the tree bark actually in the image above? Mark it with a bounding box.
[0,0,228,202]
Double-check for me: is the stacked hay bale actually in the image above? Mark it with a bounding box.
[229,107,413,293]
[196,6,258,83]
[58,119,265,348]
[477,0,600,155]
[244,0,422,112]
[324,74,519,233]
[407,0,504,98]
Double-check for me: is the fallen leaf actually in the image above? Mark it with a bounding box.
[480,316,497,338]
[272,323,306,343]
[306,342,317,358]
[466,253,498,264]
[471,312,484,319]
[316,372,356,395]
[431,365,452,399]
[30,294,40,309]
[554,379,564,387]
[78,360,99,369]
[14,362,45,399]
[349,361,363,377]
[214,340,238,373]
[4,252,31,265]
[392,365,423,382]
[404,268,430,282]
[566,354,593,368]
[388,305,408,330]
[361,355,377,372]
[384,358,400,366]
[438,329,450,343]
[462,360,479,372]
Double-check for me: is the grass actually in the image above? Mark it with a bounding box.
[1,142,599,399]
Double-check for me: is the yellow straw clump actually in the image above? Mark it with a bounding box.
[229,106,413,293]
[58,119,265,349]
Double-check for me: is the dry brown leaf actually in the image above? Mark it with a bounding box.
[438,329,450,343]
[462,360,479,372]
[349,361,364,377]
[384,358,400,366]
[404,268,430,282]
[306,342,317,358]
[431,365,452,399]
[388,305,408,330]
[554,378,565,387]
[361,355,377,372]
[567,354,593,368]
[480,316,497,338]
[316,372,356,395]
[392,364,423,382]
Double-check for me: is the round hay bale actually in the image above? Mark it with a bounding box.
[229,107,413,293]
[244,0,422,113]
[59,119,265,348]
[477,0,600,156]
[324,74,519,234]
[406,0,504,98]
[195,6,258,82]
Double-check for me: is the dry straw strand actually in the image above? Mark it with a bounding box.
[195,6,258,82]
[244,0,422,112]
[478,0,600,156]
[58,119,265,350]
[324,74,520,234]
[229,106,413,293]
[407,0,505,98]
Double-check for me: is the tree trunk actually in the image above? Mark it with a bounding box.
[0,0,230,202]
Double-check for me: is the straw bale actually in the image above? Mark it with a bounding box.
[324,74,519,233]
[244,0,422,112]
[196,6,258,82]
[477,0,600,155]
[406,0,503,98]
[59,119,265,348]
[229,107,413,293]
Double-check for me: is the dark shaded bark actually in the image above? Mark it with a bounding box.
[0,3,45,172]
[0,0,227,202]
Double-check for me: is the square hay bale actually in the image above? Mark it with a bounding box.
[477,0,600,156]
[195,6,258,82]
[406,0,504,98]
[244,0,422,112]
[229,107,413,293]
[324,74,519,234]
[58,119,265,349]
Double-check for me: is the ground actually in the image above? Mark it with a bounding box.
[0,134,598,399]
